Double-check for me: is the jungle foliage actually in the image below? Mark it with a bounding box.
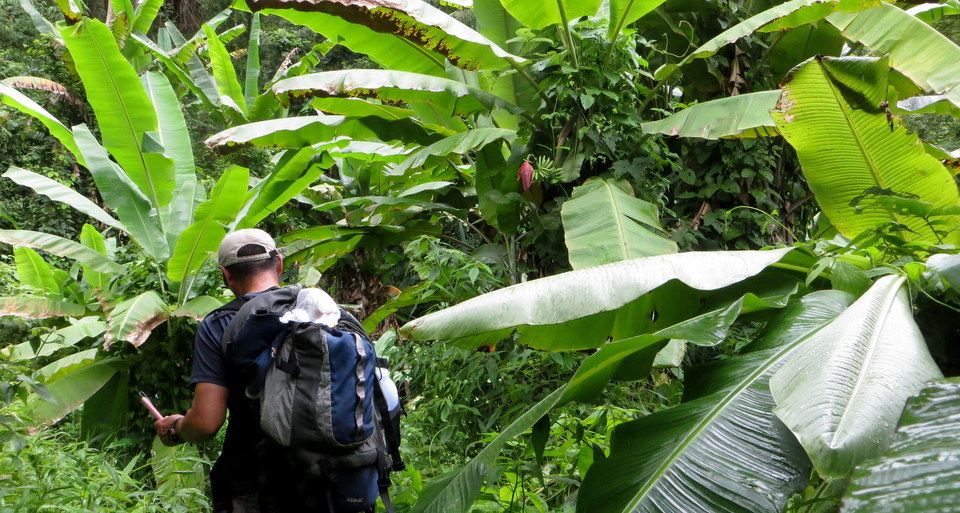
[2,0,960,512]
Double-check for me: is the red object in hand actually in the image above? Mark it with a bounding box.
[518,160,534,192]
[139,391,164,421]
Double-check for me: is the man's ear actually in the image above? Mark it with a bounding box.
[220,265,232,284]
[275,255,284,276]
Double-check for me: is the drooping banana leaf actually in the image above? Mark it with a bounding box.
[205,115,438,149]
[203,23,248,117]
[105,290,170,349]
[499,0,601,30]
[0,230,122,274]
[841,377,960,512]
[235,149,327,229]
[141,72,198,250]
[561,178,677,269]
[0,296,85,319]
[770,275,942,477]
[0,83,83,163]
[17,0,59,38]
[388,128,517,176]
[18,357,122,432]
[576,290,852,513]
[767,22,845,80]
[73,125,169,260]
[310,97,415,121]
[3,167,124,231]
[400,247,800,346]
[167,166,249,285]
[61,19,175,212]
[640,90,781,140]
[908,0,960,22]
[828,3,960,109]
[236,0,524,74]
[273,70,522,116]
[895,94,960,116]
[654,0,880,80]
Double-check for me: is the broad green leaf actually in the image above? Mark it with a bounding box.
[203,24,247,116]
[828,3,960,109]
[640,90,781,140]
[564,287,798,402]
[141,72,198,250]
[205,115,438,149]
[130,34,220,112]
[656,0,880,80]
[770,276,943,477]
[561,178,677,269]
[79,224,111,292]
[14,247,59,295]
[244,13,262,109]
[20,357,121,431]
[400,247,798,344]
[238,0,524,73]
[609,0,668,40]
[475,143,522,234]
[310,97,415,120]
[237,149,325,229]
[473,0,536,119]
[81,369,129,441]
[74,125,169,260]
[389,128,517,176]
[274,70,522,116]
[0,296,85,319]
[62,19,175,211]
[0,83,82,163]
[171,296,225,320]
[577,291,852,513]
[773,57,960,245]
[105,290,170,348]
[0,230,122,273]
[500,0,601,29]
[167,166,249,283]
[908,0,960,23]
[842,377,960,512]
[6,317,108,361]
[410,388,565,513]
[3,166,124,230]
[132,0,163,34]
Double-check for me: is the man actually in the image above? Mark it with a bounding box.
[155,228,284,512]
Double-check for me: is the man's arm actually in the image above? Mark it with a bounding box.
[155,383,228,445]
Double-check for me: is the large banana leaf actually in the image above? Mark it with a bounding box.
[141,72,198,249]
[61,19,174,212]
[828,3,960,108]
[3,167,124,231]
[0,83,82,163]
[640,90,781,140]
[237,0,523,73]
[576,290,852,513]
[14,247,60,296]
[773,57,960,245]
[19,357,122,431]
[236,149,326,228]
[273,70,522,116]
[500,0,601,30]
[561,178,676,269]
[167,166,249,285]
[841,377,960,512]
[0,230,122,274]
[205,115,438,149]
[770,275,942,477]
[400,248,798,345]
[655,0,880,80]
[105,290,170,349]
[388,128,516,176]
[410,388,565,513]
[73,125,169,260]
[203,23,247,116]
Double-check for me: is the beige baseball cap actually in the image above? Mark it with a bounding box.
[218,229,279,267]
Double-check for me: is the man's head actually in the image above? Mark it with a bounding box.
[218,229,283,296]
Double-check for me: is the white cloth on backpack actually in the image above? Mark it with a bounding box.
[278,287,340,327]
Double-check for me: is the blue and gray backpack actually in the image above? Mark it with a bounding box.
[221,285,403,512]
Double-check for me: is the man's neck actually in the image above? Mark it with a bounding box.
[235,277,280,296]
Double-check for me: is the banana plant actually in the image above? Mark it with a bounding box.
[0,16,329,435]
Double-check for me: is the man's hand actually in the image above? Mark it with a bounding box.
[155,414,184,446]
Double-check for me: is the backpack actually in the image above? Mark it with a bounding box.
[219,285,403,513]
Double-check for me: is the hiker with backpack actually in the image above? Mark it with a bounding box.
[154,229,402,513]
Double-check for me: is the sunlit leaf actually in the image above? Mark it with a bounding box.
[641,90,781,140]
[105,290,170,349]
[3,166,124,231]
[0,229,122,273]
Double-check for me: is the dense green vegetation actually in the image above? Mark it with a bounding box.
[3,0,960,512]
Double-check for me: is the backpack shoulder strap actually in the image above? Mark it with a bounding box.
[337,308,371,340]
[220,284,302,354]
